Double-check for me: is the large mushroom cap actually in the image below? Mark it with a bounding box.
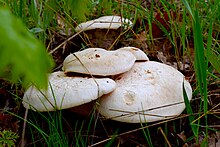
[75,15,132,32]
[62,48,136,76]
[117,46,149,61]
[98,61,192,123]
[23,71,116,111]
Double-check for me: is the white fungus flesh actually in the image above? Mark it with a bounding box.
[75,15,132,32]
[98,61,192,123]
[62,48,136,76]
[23,71,116,111]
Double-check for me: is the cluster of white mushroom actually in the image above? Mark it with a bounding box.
[23,46,192,123]
[23,16,192,123]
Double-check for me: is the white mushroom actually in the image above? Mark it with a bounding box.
[117,46,149,61]
[75,15,132,32]
[23,71,116,111]
[74,16,133,50]
[62,48,136,76]
[98,61,192,123]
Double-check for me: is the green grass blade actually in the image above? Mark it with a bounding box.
[182,81,198,137]
[105,130,118,147]
[205,20,220,72]
[181,0,194,20]
[193,10,207,89]
[141,123,153,147]
[206,19,213,66]
[206,50,220,73]
[193,9,208,109]
[193,8,208,142]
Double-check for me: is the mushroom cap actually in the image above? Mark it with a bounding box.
[23,71,116,111]
[117,46,149,61]
[75,15,132,32]
[98,61,192,123]
[62,48,136,76]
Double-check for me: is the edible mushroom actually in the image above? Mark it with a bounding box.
[117,46,149,61]
[75,15,132,32]
[62,48,136,76]
[98,61,192,123]
[23,71,116,111]
[75,15,133,49]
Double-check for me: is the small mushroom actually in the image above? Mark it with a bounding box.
[98,61,192,123]
[23,71,116,111]
[75,15,132,32]
[75,15,132,49]
[62,48,136,76]
[117,46,149,61]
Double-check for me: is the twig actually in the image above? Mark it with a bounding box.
[21,108,29,147]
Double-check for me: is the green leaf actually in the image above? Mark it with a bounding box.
[65,0,90,21]
[0,8,54,88]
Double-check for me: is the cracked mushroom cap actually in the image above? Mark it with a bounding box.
[75,15,132,32]
[98,61,192,123]
[117,46,149,61]
[23,71,116,111]
[62,48,136,76]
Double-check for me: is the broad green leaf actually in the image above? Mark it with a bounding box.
[65,0,90,21]
[0,8,53,88]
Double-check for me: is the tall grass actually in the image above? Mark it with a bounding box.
[2,0,91,43]
[26,111,69,146]
[182,0,220,145]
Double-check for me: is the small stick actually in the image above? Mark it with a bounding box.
[20,108,28,147]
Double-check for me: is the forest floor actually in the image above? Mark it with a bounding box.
[0,1,220,146]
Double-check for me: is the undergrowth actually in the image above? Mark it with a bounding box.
[0,0,219,146]
[0,130,19,147]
